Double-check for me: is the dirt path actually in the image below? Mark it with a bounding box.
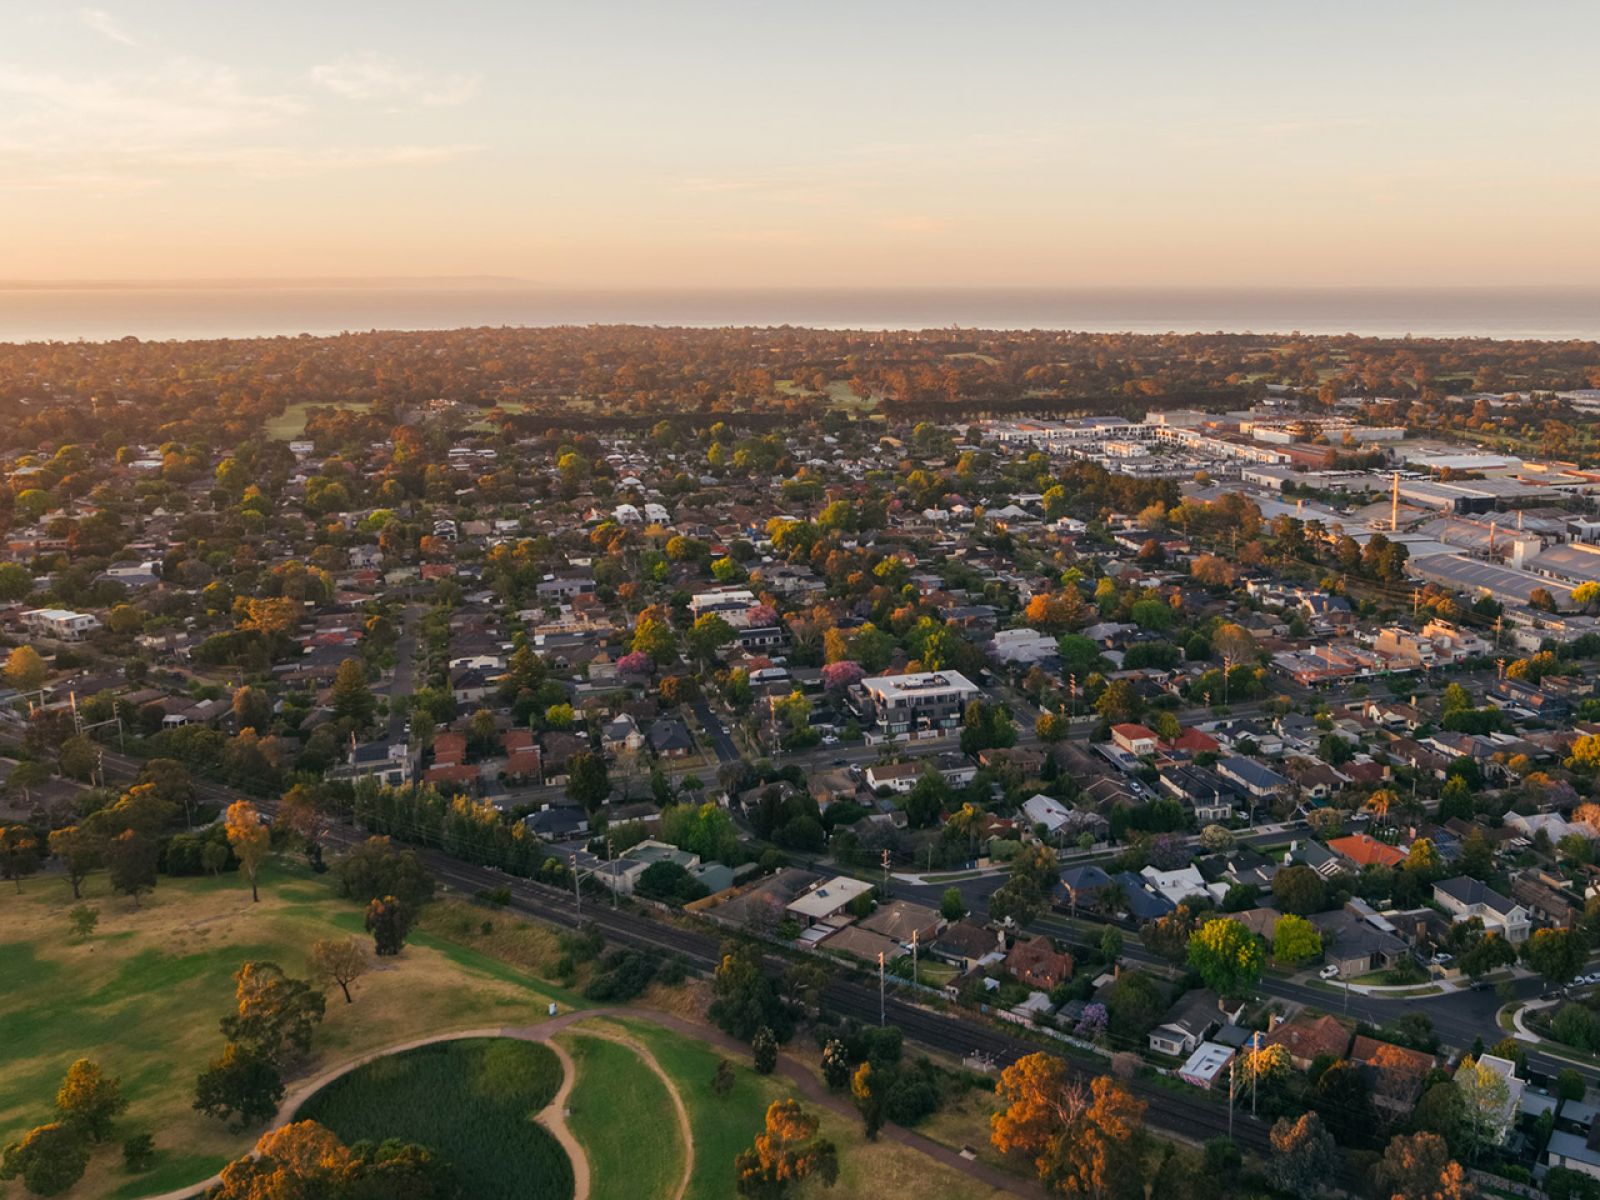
[560,1020,694,1200]
[536,1038,591,1200]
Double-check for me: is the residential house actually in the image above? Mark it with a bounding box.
[1327,834,1406,872]
[1216,756,1291,800]
[1262,1014,1352,1071]
[1350,1036,1434,1114]
[1434,877,1531,943]
[929,919,1004,971]
[1111,723,1160,757]
[1056,864,1114,913]
[1149,990,1241,1057]
[1005,936,1073,991]
[858,900,942,948]
[785,876,875,928]
[1158,765,1237,823]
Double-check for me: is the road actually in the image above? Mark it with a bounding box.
[64,738,1269,1152]
[690,699,740,764]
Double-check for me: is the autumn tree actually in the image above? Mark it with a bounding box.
[46,826,100,899]
[365,895,413,956]
[308,938,369,1004]
[851,1062,884,1140]
[734,1099,839,1199]
[224,800,270,903]
[991,1057,1147,1200]
[1272,914,1322,966]
[1267,1112,1338,1197]
[0,1123,89,1197]
[222,961,326,1068]
[54,1059,126,1143]
[1454,1055,1512,1160]
[1186,918,1265,1001]
[210,1121,453,1200]
[1372,1132,1471,1200]
[5,645,47,692]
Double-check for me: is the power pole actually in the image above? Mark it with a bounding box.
[1228,1055,1235,1140]
[608,836,617,910]
[1251,1030,1260,1118]
[881,848,891,898]
[877,952,886,1026]
[911,928,919,989]
[571,852,581,915]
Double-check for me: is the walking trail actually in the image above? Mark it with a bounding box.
[147,1004,1039,1200]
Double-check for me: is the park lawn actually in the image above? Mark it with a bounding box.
[0,860,578,1200]
[296,1038,572,1200]
[618,1018,1010,1200]
[263,399,372,439]
[559,1031,684,1200]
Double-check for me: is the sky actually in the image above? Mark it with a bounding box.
[2,0,1598,288]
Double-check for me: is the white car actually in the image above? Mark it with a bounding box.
[1319,964,1341,980]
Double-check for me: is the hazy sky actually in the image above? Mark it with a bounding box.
[3,1,1598,287]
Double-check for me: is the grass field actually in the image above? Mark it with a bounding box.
[0,860,578,1199]
[264,400,373,439]
[560,1033,684,1200]
[297,1038,573,1200]
[618,1019,1010,1200]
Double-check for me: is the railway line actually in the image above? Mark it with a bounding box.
[59,742,1271,1152]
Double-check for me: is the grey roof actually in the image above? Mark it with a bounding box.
[1436,875,1519,917]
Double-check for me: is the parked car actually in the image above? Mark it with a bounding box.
[1319,964,1340,980]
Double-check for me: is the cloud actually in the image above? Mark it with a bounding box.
[76,7,138,47]
[309,52,480,107]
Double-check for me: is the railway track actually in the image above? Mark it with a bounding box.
[61,744,1271,1152]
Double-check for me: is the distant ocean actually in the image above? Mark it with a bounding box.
[0,285,1597,344]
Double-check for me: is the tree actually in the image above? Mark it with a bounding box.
[1523,927,1587,986]
[1100,927,1123,967]
[308,938,369,1004]
[0,824,42,893]
[687,613,737,662]
[1372,1132,1469,1200]
[852,1062,884,1140]
[712,1059,735,1098]
[210,1120,454,1199]
[365,895,413,956]
[122,1133,155,1173]
[710,943,790,1043]
[1312,1059,1374,1143]
[0,563,34,602]
[1454,1054,1512,1160]
[1272,914,1322,966]
[940,887,966,921]
[67,905,98,941]
[1557,1068,1587,1104]
[194,1044,284,1131]
[566,750,611,812]
[631,614,679,665]
[990,1056,1147,1200]
[222,961,327,1065]
[752,1027,778,1075]
[1271,864,1327,916]
[105,829,157,906]
[54,1059,126,1143]
[330,658,376,727]
[0,1123,89,1197]
[47,826,101,899]
[1459,932,1517,981]
[1267,1112,1338,1197]
[821,1040,851,1091]
[734,1099,838,1199]
[231,685,273,733]
[332,836,434,908]
[224,799,270,902]
[1186,918,1264,1001]
[5,645,48,693]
